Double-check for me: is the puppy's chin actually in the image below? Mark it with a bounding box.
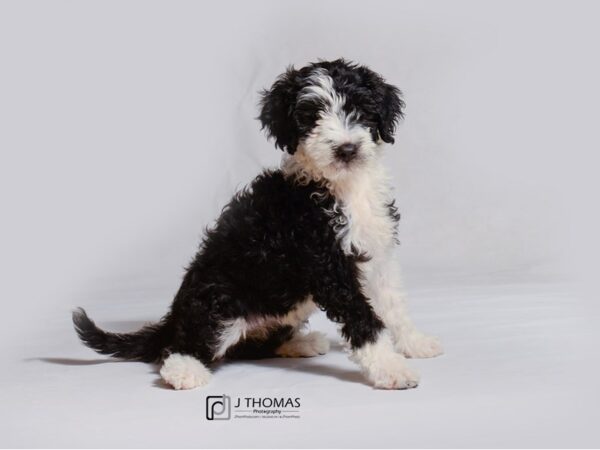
[328,156,365,178]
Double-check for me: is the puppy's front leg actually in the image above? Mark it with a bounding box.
[314,288,419,389]
[377,291,443,359]
[364,260,443,359]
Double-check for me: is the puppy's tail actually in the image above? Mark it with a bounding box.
[72,307,173,363]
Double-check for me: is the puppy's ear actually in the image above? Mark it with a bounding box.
[258,67,301,154]
[375,82,404,145]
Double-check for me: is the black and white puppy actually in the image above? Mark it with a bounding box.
[73,59,443,390]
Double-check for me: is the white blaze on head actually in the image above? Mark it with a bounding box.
[298,68,345,117]
[294,69,378,180]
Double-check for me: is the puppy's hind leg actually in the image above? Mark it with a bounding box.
[160,328,215,390]
[160,353,212,390]
[159,300,235,390]
[224,325,295,360]
[275,330,330,358]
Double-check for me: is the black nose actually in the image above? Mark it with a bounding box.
[335,143,359,162]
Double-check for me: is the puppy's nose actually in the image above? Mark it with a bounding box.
[335,143,359,162]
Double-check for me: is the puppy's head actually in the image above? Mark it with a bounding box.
[259,59,404,179]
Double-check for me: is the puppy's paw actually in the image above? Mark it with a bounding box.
[398,333,444,359]
[365,354,420,390]
[276,331,330,357]
[351,334,420,389]
[160,353,211,390]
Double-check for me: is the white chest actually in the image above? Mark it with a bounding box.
[333,167,397,259]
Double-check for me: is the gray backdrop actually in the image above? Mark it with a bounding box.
[1,0,599,447]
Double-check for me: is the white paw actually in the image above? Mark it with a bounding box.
[275,331,330,357]
[351,333,420,389]
[160,353,211,390]
[398,333,444,359]
[366,354,421,390]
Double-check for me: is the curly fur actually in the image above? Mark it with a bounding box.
[259,59,404,154]
[73,59,442,390]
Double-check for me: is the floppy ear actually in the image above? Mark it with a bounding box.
[376,82,404,144]
[258,67,301,154]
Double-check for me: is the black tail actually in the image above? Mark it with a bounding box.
[72,307,173,363]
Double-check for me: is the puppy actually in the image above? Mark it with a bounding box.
[73,59,442,390]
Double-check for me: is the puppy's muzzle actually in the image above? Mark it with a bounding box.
[334,143,359,163]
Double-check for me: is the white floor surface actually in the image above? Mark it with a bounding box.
[2,271,599,448]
